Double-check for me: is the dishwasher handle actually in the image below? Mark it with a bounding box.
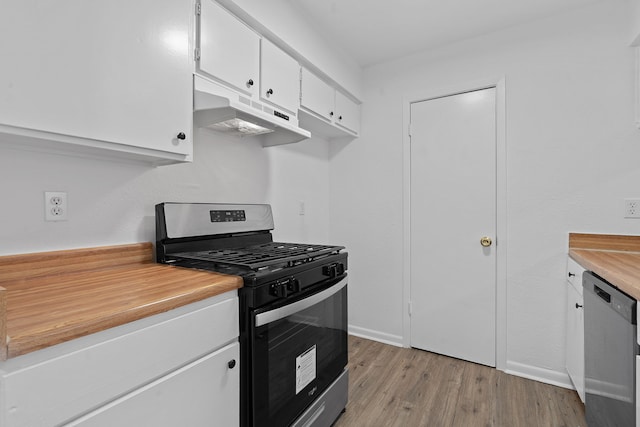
[594,285,611,303]
[584,271,636,324]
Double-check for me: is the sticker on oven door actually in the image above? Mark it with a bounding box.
[295,345,317,394]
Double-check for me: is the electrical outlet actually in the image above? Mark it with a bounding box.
[624,198,640,218]
[45,191,68,221]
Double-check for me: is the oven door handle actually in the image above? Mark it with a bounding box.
[255,277,347,327]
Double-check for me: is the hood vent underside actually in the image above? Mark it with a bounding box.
[193,75,311,147]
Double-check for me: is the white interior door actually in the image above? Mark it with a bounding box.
[409,88,496,367]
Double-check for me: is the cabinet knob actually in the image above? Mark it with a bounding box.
[575,303,583,309]
[568,272,575,277]
[266,88,274,96]
[228,359,236,369]
[338,115,343,121]
[330,111,334,117]
[176,132,186,140]
[246,79,254,87]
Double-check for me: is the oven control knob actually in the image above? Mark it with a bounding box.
[270,282,288,298]
[323,263,345,279]
[287,277,300,293]
[323,265,337,278]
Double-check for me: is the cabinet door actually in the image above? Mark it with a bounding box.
[565,283,585,402]
[198,0,260,97]
[335,91,361,134]
[567,257,585,294]
[0,0,192,156]
[65,342,240,427]
[300,68,335,121]
[260,39,300,114]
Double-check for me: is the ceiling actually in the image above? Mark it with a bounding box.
[288,0,608,67]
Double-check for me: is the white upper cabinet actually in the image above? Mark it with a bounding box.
[0,0,193,163]
[260,39,301,115]
[300,69,335,122]
[300,67,360,138]
[198,0,260,97]
[197,2,300,116]
[335,91,361,134]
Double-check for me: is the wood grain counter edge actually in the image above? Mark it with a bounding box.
[569,233,640,301]
[0,243,242,361]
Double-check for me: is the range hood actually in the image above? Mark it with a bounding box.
[193,75,311,147]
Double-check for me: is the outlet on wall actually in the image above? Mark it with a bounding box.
[624,198,640,218]
[45,191,68,221]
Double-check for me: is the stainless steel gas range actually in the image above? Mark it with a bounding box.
[155,203,348,427]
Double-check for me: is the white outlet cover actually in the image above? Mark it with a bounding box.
[45,191,68,221]
[624,198,640,218]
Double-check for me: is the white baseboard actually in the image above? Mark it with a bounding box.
[505,360,574,390]
[348,324,403,347]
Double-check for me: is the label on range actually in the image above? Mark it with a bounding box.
[295,345,317,394]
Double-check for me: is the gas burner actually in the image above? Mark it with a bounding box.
[173,242,344,270]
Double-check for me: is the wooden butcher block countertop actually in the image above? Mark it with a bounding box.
[569,233,640,300]
[0,243,242,361]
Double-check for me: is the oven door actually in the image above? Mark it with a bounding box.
[250,276,348,427]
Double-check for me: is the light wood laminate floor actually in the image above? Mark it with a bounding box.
[334,336,585,427]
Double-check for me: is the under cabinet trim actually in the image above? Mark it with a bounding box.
[0,124,191,166]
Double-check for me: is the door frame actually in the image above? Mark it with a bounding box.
[401,77,507,371]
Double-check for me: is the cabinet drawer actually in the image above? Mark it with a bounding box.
[0,293,238,427]
[567,257,585,295]
[65,342,240,427]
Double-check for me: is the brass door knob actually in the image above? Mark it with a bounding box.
[480,237,492,247]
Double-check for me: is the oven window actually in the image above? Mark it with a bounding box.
[250,279,348,427]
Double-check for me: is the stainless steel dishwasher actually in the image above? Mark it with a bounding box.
[583,271,638,426]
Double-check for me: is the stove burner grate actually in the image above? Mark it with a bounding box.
[173,242,344,270]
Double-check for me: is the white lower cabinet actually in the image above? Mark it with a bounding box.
[0,291,239,427]
[565,281,585,402]
[66,342,239,427]
[565,257,585,402]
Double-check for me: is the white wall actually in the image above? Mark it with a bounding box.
[266,139,332,244]
[0,0,358,257]
[630,0,640,43]
[0,129,332,256]
[329,0,640,385]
